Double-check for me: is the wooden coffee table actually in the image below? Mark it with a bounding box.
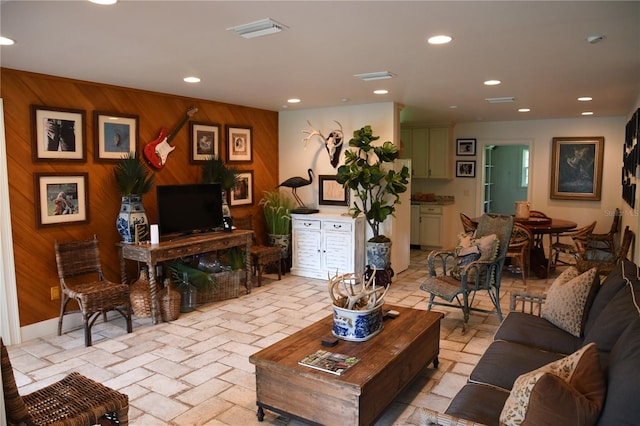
[249,305,443,426]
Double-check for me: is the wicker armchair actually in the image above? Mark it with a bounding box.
[420,213,514,331]
[577,226,634,276]
[506,223,533,284]
[2,337,129,426]
[581,208,621,256]
[546,221,596,276]
[55,235,132,347]
[233,215,282,287]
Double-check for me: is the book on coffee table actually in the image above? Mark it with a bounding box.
[298,349,360,376]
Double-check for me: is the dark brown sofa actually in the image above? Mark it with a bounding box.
[412,259,640,426]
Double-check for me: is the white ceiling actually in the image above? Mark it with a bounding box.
[1,1,639,124]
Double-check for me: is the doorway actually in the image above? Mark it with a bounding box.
[482,143,530,215]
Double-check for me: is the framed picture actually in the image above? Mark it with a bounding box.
[456,138,476,156]
[34,173,89,227]
[190,121,220,163]
[31,105,86,162]
[318,175,349,206]
[93,111,138,161]
[456,160,476,178]
[226,125,252,163]
[230,171,253,206]
[550,136,604,201]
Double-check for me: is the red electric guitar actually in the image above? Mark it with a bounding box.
[143,106,198,169]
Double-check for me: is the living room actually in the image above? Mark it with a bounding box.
[1,1,640,424]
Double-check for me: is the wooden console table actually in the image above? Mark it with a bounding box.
[119,230,253,324]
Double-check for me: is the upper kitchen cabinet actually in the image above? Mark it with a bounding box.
[400,126,452,179]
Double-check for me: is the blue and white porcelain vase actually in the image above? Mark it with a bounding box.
[366,241,392,269]
[332,304,384,342]
[116,196,149,243]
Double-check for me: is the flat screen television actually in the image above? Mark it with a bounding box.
[156,183,224,237]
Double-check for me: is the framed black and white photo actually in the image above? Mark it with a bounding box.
[550,136,604,201]
[190,121,220,163]
[230,171,253,206]
[456,138,476,156]
[456,160,476,178]
[34,173,89,227]
[94,111,138,161]
[31,105,86,162]
[226,125,252,163]
[318,175,348,206]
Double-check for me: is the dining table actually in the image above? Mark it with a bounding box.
[472,215,577,278]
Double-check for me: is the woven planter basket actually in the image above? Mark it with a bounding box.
[130,269,154,318]
[160,281,181,322]
[196,270,243,305]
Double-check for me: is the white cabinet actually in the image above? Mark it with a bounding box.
[291,213,365,279]
[400,126,451,179]
[416,204,455,249]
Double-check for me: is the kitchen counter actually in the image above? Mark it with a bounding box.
[411,195,455,205]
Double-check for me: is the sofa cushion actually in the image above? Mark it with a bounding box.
[469,340,564,391]
[500,343,605,426]
[583,263,640,363]
[494,312,582,355]
[541,267,598,337]
[597,318,640,425]
[445,383,509,426]
[584,259,637,333]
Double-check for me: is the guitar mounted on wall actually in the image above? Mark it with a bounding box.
[143,106,198,169]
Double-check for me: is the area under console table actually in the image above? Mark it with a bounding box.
[119,230,253,324]
[291,213,365,279]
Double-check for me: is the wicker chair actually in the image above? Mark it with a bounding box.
[1,337,129,426]
[506,223,533,285]
[546,221,597,276]
[55,235,132,347]
[582,208,621,256]
[459,213,477,234]
[233,215,282,287]
[420,213,514,331]
[577,226,634,276]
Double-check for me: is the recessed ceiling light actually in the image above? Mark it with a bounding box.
[0,36,15,46]
[287,98,301,103]
[586,35,605,44]
[89,0,118,5]
[427,35,452,45]
[373,89,389,95]
[354,71,394,81]
[484,80,501,86]
[227,18,288,39]
[578,96,593,102]
[518,108,531,113]
[183,76,200,83]
[449,105,458,109]
[582,111,594,116]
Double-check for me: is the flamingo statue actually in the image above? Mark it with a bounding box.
[278,168,314,208]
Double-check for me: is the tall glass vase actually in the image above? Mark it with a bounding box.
[116,196,149,243]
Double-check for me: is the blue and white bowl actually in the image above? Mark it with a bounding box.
[332,304,384,342]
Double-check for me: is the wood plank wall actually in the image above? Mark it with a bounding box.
[1,68,279,327]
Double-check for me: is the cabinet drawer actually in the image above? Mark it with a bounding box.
[293,219,321,230]
[322,221,352,232]
[420,205,442,215]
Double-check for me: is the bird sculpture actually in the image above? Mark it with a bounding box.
[278,168,314,208]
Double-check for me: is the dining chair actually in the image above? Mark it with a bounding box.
[55,235,132,347]
[506,223,533,285]
[546,221,597,276]
[1,337,129,425]
[582,208,621,257]
[420,213,514,331]
[459,212,477,234]
[527,210,549,248]
[233,215,282,287]
[577,226,634,276]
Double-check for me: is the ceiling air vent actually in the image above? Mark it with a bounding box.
[227,18,288,39]
[354,71,395,81]
[485,97,515,103]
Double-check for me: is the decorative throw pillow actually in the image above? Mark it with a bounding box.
[500,342,605,426]
[455,232,499,262]
[541,267,598,337]
[451,245,482,280]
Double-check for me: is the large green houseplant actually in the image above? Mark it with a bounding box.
[336,125,410,267]
[259,190,296,257]
[114,153,155,243]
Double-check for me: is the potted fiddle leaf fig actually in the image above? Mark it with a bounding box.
[336,125,410,268]
[114,153,155,243]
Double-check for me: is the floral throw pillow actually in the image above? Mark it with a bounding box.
[541,267,598,337]
[500,342,605,426]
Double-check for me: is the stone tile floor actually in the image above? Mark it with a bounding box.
[6,250,560,425]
